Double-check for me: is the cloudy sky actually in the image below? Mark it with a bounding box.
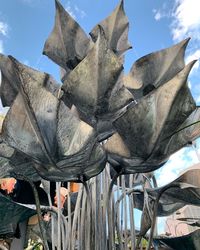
[1,0,200,99]
[1,0,200,233]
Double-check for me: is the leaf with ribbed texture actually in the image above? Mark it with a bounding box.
[105,62,196,173]
[90,0,131,56]
[0,108,41,180]
[1,56,106,181]
[62,28,123,119]
[139,168,200,238]
[62,28,131,140]
[43,0,90,74]
[124,38,190,99]
[0,53,60,107]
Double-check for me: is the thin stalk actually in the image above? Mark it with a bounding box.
[67,182,72,250]
[71,187,83,250]
[77,205,81,250]
[56,182,62,250]
[82,181,94,250]
[120,191,124,249]
[42,207,68,249]
[107,171,120,250]
[122,175,128,249]
[47,193,55,250]
[115,188,142,249]
[147,184,180,250]
[115,199,122,249]
[129,174,136,250]
[96,174,102,250]
[80,188,87,250]
[61,217,66,250]
[152,175,158,188]
[102,168,108,250]
[115,177,123,250]
[92,177,98,250]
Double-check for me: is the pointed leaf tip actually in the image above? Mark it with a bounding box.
[55,0,61,8]
[90,0,131,56]
[180,37,190,51]
[119,0,125,12]
[185,60,197,75]
[43,0,89,72]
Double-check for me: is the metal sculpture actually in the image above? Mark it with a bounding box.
[137,168,200,249]
[0,0,200,249]
[0,55,106,182]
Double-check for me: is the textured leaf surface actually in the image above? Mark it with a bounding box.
[124,38,189,99]
[105,62,196,173]
[43,0,90,73]
[90,0,131,55]
[1,57,106,181]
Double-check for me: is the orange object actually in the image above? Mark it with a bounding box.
[70,182,79,193]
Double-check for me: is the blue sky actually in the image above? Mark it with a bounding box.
[1,0,200,233]
[1,0,200,85]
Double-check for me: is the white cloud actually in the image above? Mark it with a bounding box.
[153,1,200,76]
[74,5,86,18]
[162,0,200,81]
[155,146,199,187]
[154,11,162,21]
[187,149,200,162]
[65,2,86,20]
[0,40,4,53]
[152,5,171,22]
[153,9,168,21]
[185,50,200,71]
[188,80,192,89]
[0,21,8,36]
[171,0,200,42]
[0,21,9,54]
[156,149,186,186]
[65,2,76,19]
[196,95,200,103]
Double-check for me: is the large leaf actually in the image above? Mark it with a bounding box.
[0,114,41,180]
[1,56,106,181]
[61,28,132,140]
[139,168,200,238]
[90,0,131,56]
[43,0,90,73]
[62,28,123,119]
[124,38,190,99]
[105,62,196,173]
[0,53,60,107]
